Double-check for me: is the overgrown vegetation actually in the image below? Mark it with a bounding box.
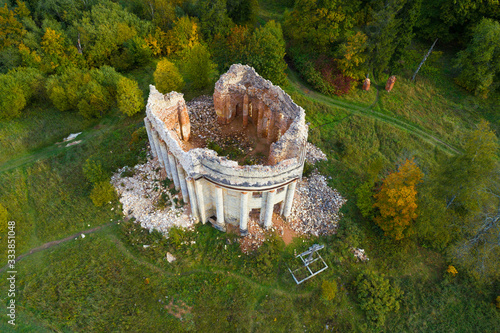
[0,0,499,331]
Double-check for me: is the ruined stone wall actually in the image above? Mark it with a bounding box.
[214,64,308,165]
[144,65,307,235]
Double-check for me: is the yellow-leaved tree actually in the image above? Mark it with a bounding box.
[154,58,184,94]
[374,159,423,240]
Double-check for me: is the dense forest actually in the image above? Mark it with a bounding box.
[0,0,499,331]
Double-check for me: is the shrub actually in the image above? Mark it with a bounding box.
[89,181,116,207]
[355,180,376,219]
[82,159,107,184]
[321,280,338,301]
[354,270,403,326]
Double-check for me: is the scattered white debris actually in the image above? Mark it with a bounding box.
[305,142,327,164]
[81,234,85,238]
[63,132,82,142]
[166,252,176,263]
[352,248,369,262]
[143,245,150,248]
[111,157,196,237]
[65,140,82,147]
[288,171,347,236]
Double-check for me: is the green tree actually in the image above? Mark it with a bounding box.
[46,67,89,111]
[248,20,287,86]
[374,159,423,240]
[417,121,499,258]
[0,3,26,51]
[196,0,233,40]
[77,80,112,118]
[154,58,184,93]
[180,43,217,90]
[73,1,152,67]
[336,31,368,79]
[227,0,257,25]
[454,18,500,97]
[211,25,250,72]
[283,0,353,52]
[8,67,45,101]
[0,74,26,119]
[117,77,144,116]
[356,180,376,219]
[354,270,403,326]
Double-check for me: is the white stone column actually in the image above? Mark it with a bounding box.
[168,152,180,190]
[215,186,225,228]
[239,192,249,235]
[186,178,199,222]
[151,130,164,168]
[152,133,162,163]
[144,118,157,158]
[283,180,297,219]
[177,165,189,201]
[159,140,172,180]
[195,180,206,223]
[264,190,276,229]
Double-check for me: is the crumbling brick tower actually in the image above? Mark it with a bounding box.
[144,64,308,235]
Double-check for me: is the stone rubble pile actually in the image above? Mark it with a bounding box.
[110,156,196,236]
[352,248,369,262]
[287,171,347,237]
[305,142,327,164]
[187,96,221,143]
[239,219,268,253]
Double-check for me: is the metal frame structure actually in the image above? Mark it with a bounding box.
[288,244,328,284]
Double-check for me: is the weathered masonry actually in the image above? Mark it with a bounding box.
[144,64,308,235]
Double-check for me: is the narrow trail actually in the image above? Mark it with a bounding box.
[2,223,313,299]
[0,221,117,274]
[287,70,460,155]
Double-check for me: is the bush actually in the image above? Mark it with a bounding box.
[354,270,403,326]
[89,181,116,207]
[82,159,107,184]
[321,280,338,301]
[355,180,376,219]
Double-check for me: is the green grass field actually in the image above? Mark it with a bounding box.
[0,36,499,333]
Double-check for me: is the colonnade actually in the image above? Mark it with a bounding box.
[145,117,298,235]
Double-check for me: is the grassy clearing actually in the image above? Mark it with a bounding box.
[0,107,147,263]
[0,102,92,165]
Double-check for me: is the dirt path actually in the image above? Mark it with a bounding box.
[0,221,117,273]
[287,69,460,155]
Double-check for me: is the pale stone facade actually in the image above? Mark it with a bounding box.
[144,64,308,235]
